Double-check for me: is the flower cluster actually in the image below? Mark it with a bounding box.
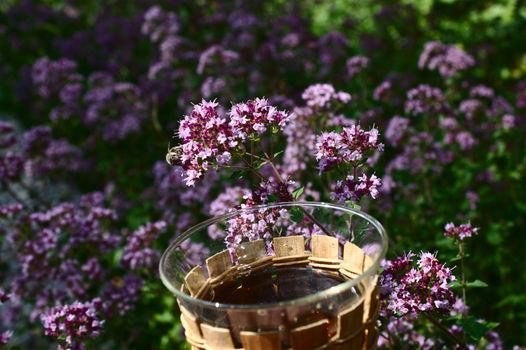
[101,275,143,317]
[229,98,291,142]
[346,55,369,78]
[0,331,13,346]
[301,84,351,109]
[177,99,290,185]
[444,222,479,241]
[385,116,410,146]
[121,221,167,270]
[405,84,447,116]
[330,174,381,202]
[380,252,456,316]
[418,41,475,78]
[32,57,81,98]
[314,125,383,172]
[41,299,104,349]
[177,100,233,186]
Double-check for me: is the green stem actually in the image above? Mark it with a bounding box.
[459,242,467,307]
[424,313,469,350]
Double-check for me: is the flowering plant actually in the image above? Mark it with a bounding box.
[1,0,526,349]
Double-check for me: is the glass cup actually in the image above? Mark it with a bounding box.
[159,202,387,350]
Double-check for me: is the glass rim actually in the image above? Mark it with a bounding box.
[159,201,388,310]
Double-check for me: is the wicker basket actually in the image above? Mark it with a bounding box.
[177,234,380,350]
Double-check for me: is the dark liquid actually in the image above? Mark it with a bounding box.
[212,267,345,304]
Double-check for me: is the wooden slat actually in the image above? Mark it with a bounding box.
[290,318,329,350]
[200,323,236,349]
[240,331,282,350]
[311,235,339,260]
[206,250,233,279]
[337,301,365,339]
[273,236,305,257]
[343,243,365,274]
[236,239,267,264]
[180,306,203,341]
[185,265,207,296]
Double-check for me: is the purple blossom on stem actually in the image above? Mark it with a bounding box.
[380,252,456,316]
[330,174,381,202]
[41,299,104,350]
[385,116,409,146]
[228,98,291,142]
[346,55,369,78]
[373,80,392,102]
[197,45,239,75]
[405,84,447,116]
[301,84,351,109]
[178,100,232,186]
[418,41,474,78]
[0,203,23,218]
[314,125,383,172]
[444,222,479,241]
[101,274,143,317]
[0,331,13,346]
[121,221,167,270]
[179,240,210,266]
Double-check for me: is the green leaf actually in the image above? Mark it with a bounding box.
[466,280,489,288]
[273,150,284,158]
[292,186,305,200]
[290,207,304,223]
[459,316,499,341]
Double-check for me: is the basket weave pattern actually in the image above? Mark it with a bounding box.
[178,235,380,350]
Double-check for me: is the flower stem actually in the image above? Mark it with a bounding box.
[262,153,334,237]
[424,313,469,350]
[459,242,467,307]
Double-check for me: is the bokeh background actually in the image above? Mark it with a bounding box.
[0,0,525,349]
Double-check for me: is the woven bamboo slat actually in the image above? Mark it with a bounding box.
[200,323,237,350]
[290,318,329,350]
[178,235,381,350]
[240,331,282,350]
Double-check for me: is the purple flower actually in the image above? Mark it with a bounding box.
[346,55,369,78]
[385,116,409,146]
[179,240,210,266]
[470,85,494,99]
[455,131,477,150]
[197,45,239,75]
[101,274,143,317]
[373,80,392,102]
[502,114,515,130]
[330,173,381,202]
[0,203,23,218]
[229,98,291,143]
[459,99,483,119]
[0,153,24,180]
[41,299,104,349]
[418,41,474,78]
[302,84,351,108]
[121,221,167,270]
[314,125,383,172]
[32,57,81,98]
[0,330,13,346]
[465,191,479,210]
[380,252,456,316]
[178,100,233,186]
[142,6,179,43]
[444,222,479,241]
[405,84,447,116]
